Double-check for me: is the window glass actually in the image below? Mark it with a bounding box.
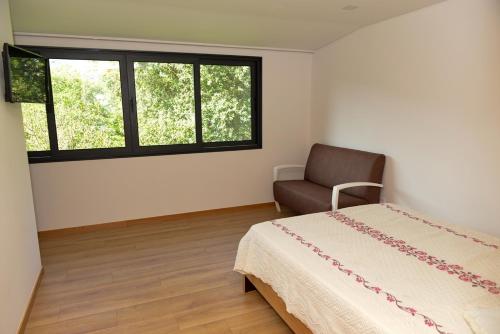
[134,62,196,146]
[200,65,252,142]
[21,103,50,151]
[18,47,261,162]
[50,59,125,150]
[8,52,46,103]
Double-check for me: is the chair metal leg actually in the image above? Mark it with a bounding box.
[274,201,281,213]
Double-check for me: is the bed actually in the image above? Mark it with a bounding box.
[234,204,500,334]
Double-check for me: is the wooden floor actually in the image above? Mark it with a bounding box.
[26,205,294,334]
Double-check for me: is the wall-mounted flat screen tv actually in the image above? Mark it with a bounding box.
[2,43,47,103]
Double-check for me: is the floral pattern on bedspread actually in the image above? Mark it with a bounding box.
[327,211,500,295]
[271,220,451,334]
[381,204,499,250]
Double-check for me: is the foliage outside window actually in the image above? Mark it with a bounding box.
[9,56,46,103]
[201,65,252,143]
[19,47,261,163]
[50,59,126,150]
[134,62,196,146]
[21,103,50,151]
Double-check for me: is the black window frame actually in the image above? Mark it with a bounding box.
[20,46,262,163]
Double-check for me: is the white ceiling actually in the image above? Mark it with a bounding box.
[10,0,445,51]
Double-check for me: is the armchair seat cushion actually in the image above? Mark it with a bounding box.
[273,180,367,215]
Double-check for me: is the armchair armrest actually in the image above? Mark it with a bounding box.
[273,164,306,182]
[332,182,383,211]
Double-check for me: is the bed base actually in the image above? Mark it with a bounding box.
[244,275,313,334]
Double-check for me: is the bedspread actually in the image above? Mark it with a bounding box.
[234,204,500,334]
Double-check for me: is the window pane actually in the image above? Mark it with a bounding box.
[9,53,46,103]
[21,103,50,151]
[134,62,195,146]
[201,65,252,142]
[50,59,125,150]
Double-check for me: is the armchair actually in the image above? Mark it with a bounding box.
[273,144,385,214]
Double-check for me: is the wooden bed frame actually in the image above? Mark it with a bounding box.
[244,274,313,334]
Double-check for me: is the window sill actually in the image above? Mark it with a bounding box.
[27,143,262,164]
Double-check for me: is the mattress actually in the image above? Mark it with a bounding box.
[234,204,500,334]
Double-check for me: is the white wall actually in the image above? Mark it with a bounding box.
[0,0,42,332]
[14,35,313,231]
[311,0,500,235]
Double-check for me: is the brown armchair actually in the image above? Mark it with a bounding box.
[273,144,386,214]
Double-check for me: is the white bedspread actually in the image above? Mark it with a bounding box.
[234,204,500,334]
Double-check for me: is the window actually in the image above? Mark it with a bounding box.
[20,47,262,163]
[133,62,196,146]
[21,103,50,151]
[50,59,126,150]
[201,64,252,143]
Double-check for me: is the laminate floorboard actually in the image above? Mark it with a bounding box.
[26,205,294,334]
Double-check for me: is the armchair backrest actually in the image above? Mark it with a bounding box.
[304,144,386,203]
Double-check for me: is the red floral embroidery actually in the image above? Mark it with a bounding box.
[481,280,496,286]
[489,287,500,294]
[382,204,498,249]
[270,221,450,334]
[327,211,499,295]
